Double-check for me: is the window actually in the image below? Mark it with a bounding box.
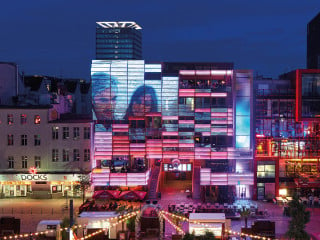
[34,115,41,124]
[73,127,80,139]
[21,135,27,146]
[20,114,27,124]
[52,149,59,162]
[63,149,69,162]
[7,114,13,125]
[73,149,80,161]
[63,127,69,139]
[34,135,41,146]
[52,127,59,140]
[8,156,14,169]
[22,156,28,169]
[84,149,90,162]
[84,127,90,139]
[35,156,41,168]
[7,135,14,146]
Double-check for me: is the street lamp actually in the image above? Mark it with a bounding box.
[65,186,70,209]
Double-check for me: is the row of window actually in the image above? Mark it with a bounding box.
[7,114,41,125]
[7,134,40,146]
[7,149,90,169]
[7,127,90,145]
[8,156,41,169]
[52,127,90,140]
[52,149,90,162]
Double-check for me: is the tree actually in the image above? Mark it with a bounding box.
[75,174,91,203]
[240,207,251,228]
[286,194,310,240]
[197,231,218,240]
[182,232,195,240]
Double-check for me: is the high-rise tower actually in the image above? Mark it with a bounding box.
[96,21,142,60]
[307,13,320,69]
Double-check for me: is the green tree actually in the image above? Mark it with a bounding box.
[286,194,310,240]
[182,232,195,240]
[126,215,136,232]
[197,231,217,240]
[240,207,251,228]
[75,174,91,203]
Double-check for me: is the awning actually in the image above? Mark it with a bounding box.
[92,190,120,200]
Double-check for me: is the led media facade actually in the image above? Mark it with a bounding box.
[91,60,253,195]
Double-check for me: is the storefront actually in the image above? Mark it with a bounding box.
[0,173,85,198]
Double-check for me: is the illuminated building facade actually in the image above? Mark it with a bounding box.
[91,60,254,201]
[96,21,142,60]
[254,69,320,200]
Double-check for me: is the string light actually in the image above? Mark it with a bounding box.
[1,210,140,240]
[159,212,184,235]
[161,210,274,240]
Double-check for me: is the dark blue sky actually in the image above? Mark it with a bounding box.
[0,0,319,81]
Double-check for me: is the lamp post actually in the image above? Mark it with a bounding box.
[65,186,70,209]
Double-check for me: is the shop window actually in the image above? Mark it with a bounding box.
[84,149,90,162]
[63,127,69,139]
[52,127,59,139]
[84,127,90,139]
[52,149,59,162]
[34,135,41,146]
[22,156,28,169]
[7,114,13,125]
[35,156,41,168]
[63,149,69,162]
[73,127,80,140]
[7,134,14,146]
[34,115,41,124]
[20,114,27,124]
[21,134,27,146]
[8,156,14,169]
[73,149,80,161]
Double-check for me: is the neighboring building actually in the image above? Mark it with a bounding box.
[0,62,23,105]
[96,21,142,60]
[91,60,254,201]
[0,106,91,198]
[22,75,91,115]
[307,12,320,69]
[254,69,320,200]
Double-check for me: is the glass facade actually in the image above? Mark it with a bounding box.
[96,23,142,60]
[91,60,253,199]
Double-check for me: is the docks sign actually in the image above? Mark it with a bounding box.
[19,174,48,181]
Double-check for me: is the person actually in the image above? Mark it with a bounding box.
[123,85,158,119]
[92,72,118,121]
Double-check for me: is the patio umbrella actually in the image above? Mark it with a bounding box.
[92,190,120,200]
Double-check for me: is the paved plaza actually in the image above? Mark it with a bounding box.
[0,196,319,239]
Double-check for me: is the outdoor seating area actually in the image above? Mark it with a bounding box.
[79,199,141,213]
[273,195,320,206]
[168,201,260,220]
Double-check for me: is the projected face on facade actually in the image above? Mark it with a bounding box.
[124,85,158,119]
[92,72,118,121]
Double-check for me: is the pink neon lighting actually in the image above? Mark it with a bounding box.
[179,70,195,75]
[211,93,227,97]
[195,108,211,112]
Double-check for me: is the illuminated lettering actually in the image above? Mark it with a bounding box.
[20,174,48,181]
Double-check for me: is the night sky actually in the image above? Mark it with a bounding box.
[0,0,319,81]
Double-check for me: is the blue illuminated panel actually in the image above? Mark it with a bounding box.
[235,72,251,148]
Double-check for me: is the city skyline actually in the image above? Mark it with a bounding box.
[0,0,319,81]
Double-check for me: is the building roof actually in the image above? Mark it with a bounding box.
[189,213,225,221]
